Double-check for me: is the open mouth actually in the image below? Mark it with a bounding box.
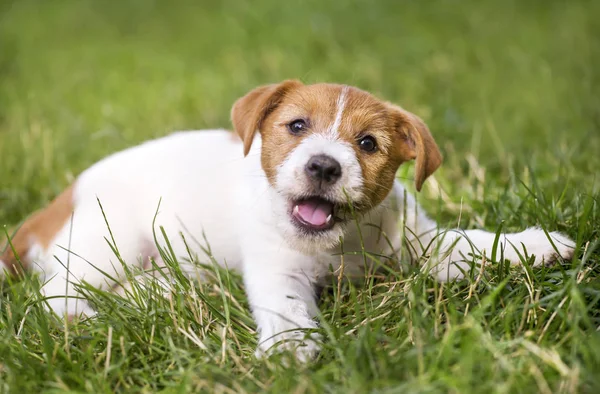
[290,197,338,232]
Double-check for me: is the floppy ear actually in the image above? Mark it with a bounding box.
[387,103,443,191]
[231,80,303,156]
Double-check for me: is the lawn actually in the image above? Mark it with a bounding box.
[1,0,599,392]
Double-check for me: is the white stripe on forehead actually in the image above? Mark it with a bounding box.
[325,86,349,139]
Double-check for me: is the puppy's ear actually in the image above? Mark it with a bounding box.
[231,80,303,156]
[387,103,442,191]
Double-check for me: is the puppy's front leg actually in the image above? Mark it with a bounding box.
[243,248,321,361]
[429,227,575,281]
[392,183,576,281]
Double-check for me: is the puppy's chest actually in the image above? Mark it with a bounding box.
[313,231,399,284]
[313,253,372,284]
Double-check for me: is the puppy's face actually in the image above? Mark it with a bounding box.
[232,80,442,250]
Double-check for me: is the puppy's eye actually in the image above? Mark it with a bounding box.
[288,119,307,135]
[358,136,377,153]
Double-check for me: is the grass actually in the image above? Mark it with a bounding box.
[1,0,599,392]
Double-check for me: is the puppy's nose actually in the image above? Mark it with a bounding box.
[305,154,342,184]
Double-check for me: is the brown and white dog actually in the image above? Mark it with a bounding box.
[1,81,575,360]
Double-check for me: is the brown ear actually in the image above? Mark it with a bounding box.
[231,80,303,156]
[387,104,443,191]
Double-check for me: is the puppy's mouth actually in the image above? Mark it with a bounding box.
[290,197,338,232]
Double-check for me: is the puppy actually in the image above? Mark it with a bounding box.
[1,80,575,360]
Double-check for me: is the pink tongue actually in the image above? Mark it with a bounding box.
[296,200,333,226]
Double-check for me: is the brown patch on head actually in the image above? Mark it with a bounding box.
[257,83,346,181]
[231,79,304,157]
[230,81,442,212]
[333,88,442,203]
[385,103,443,191]
[1,186,74,276]
[333,87,401,209]
[231,80,344,181]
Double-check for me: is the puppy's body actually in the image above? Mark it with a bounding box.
[1,82,575,360]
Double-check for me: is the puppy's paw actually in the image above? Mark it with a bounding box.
[255,319,321,362]
[255,332,321,363]
[516,230,576,267]
[535,231,576,266]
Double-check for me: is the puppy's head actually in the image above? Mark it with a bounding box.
[231,80,442,250]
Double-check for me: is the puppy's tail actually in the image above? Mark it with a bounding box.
[1,185,75,279]
[1,227,31,278]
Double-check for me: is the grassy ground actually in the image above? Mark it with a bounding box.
[1,0,599,392]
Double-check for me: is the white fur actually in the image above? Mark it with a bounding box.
[326,86,349,138]
[6,129,575,361]
[275,134,363,201]
[423,228,575,281]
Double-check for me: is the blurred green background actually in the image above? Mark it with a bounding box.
[1,0,598,224]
